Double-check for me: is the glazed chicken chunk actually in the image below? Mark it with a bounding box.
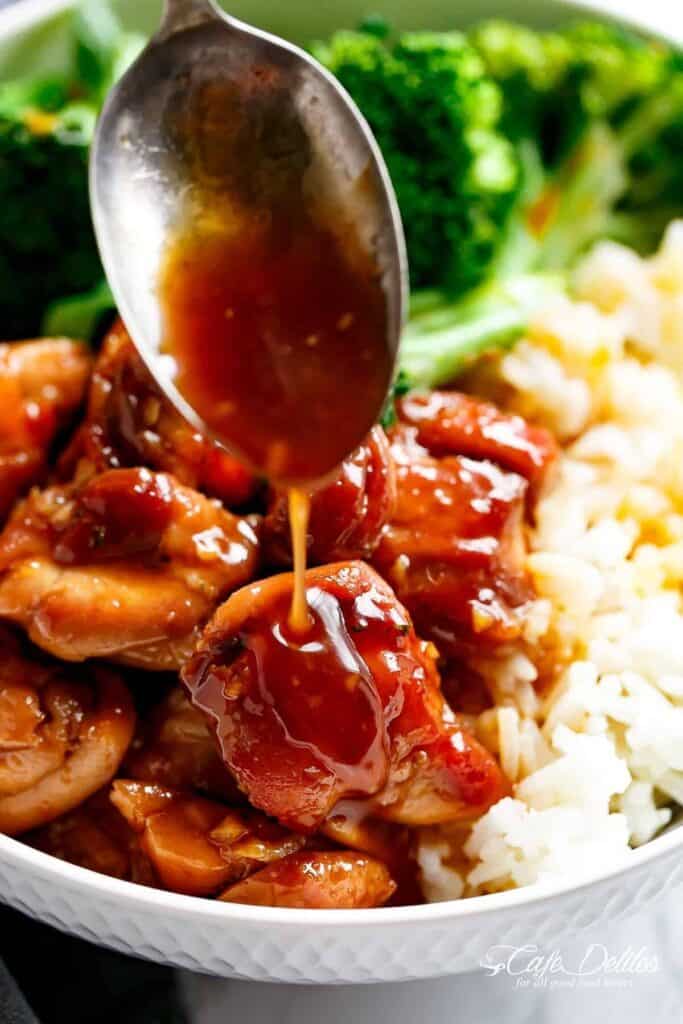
[110,780,307,897]
[183,561,508,834]
[123,685,241,801]
[0,467,259,669]
[0,338,91,520]
[107,780,394,907]
[373,392,557,656]
[397,390,558,496]
[60,319,257,507]
[35,776,403,908]
[263,425,395,566]
[0,626,135,835]
[373,425,533,656]
[220,850,396,909]
[29,788,155,885]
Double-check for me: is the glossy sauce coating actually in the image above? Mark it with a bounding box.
[374,426,532,656]
[110,780,307,897]
[0,468,260,669]
[112,781,244,896]
[183,561,507,832]
[61,320,256,508]
[220,850,395,909]
[398,390,558,496]
[0,339,91,520]
[263,426,396,567]
[0,627,135,835]
[184,565,400,830]
[53,468,175,565]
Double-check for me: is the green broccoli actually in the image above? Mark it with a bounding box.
[400,271,565,391]
[313,24,519,294]
[42,277,114,340]
[392,19,683,390]
[0,102,100,339]
[609,52,683,254]
[467,20,572,157]
[474,19,671,262]
[0,0,143,340]
[73,0,145,105]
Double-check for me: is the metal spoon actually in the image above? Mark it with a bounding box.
[90,0,407,477]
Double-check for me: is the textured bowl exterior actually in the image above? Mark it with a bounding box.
[0,0,682,986]
[0,828,682,983]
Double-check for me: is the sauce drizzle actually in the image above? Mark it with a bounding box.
[158,91,394,631]
[159,213,392,630]
[287,487,311,633]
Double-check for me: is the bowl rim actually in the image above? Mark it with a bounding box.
[0,0,681,931]
[2,809,682,927]
[1,0,681,46]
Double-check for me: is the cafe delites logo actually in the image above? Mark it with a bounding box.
[480,943,660,989]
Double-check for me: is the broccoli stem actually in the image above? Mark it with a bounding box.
[534,122,627,269]
[42,279,114,341]
[400,272,565,389]
[398,124,622,390]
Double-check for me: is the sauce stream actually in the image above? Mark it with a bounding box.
[158,119,393,628]
[287,487,310,633]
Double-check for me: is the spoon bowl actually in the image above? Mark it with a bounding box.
[90,0,407,480]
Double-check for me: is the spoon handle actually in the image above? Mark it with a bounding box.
[160,0,222,35]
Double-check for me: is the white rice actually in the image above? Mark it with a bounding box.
[418,221,683,901]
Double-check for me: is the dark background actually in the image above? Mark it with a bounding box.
[0,906,188,1023]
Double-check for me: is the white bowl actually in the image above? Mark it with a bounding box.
[0,0,682,985]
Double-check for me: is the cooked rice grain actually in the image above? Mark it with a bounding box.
[418,221,683,901]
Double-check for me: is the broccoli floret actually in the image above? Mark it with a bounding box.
[473,20,665,158]
[0,102,101,338]
[313,27,519,294]
[400,271,564,388]
[469,20,572,155]
[387,19,683,390]
[42,278,114,340]
[0,0,143,339]
[609,54,683,253]
[472,19,672,260]
[562,21,666,123]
